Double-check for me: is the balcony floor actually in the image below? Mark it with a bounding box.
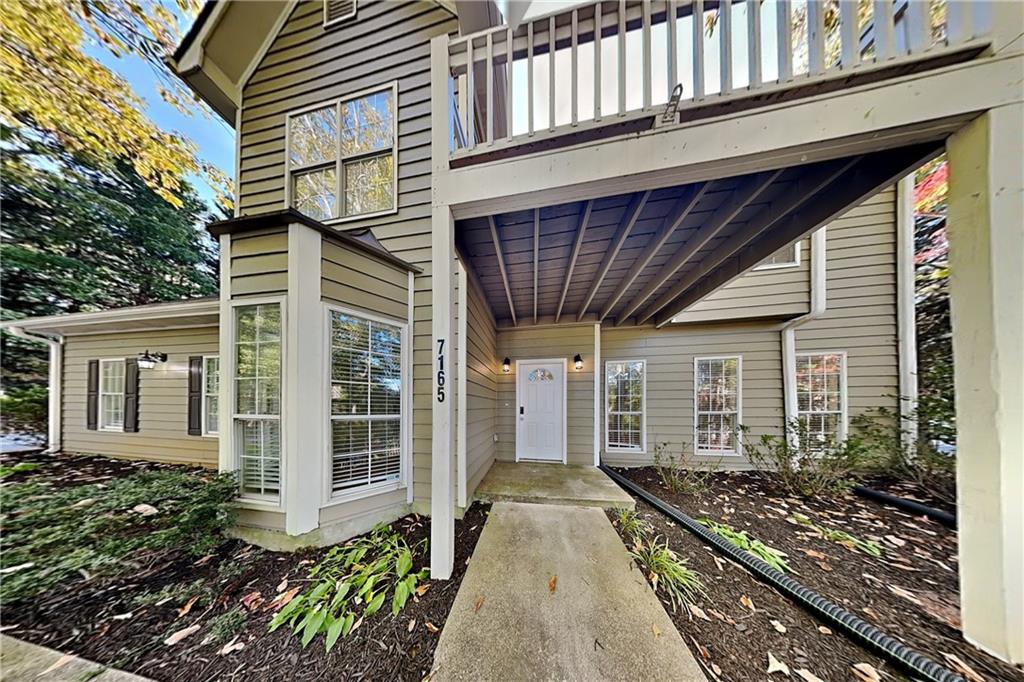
[473,461,634,509]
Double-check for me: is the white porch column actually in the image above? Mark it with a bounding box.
[217,233,234,473]
[946,102,1024,664]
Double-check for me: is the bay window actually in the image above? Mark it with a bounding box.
[695,356,741,454]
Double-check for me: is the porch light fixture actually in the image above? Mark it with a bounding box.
[137,350,167,369]
[502,357,511,373]
[573,354,583,371]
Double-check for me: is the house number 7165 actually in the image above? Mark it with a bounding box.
[435,338,446,402]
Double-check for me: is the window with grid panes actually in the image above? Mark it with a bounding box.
[695,357,741,454]
[606,360,645,451]
[234,304,282,500]
[795,353,845,447]
[99,359,125,430]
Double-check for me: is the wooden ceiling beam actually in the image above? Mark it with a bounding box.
[615,169,783,326]
[488,215,518,326]
[576,191,650,321]
[554,201,594,323]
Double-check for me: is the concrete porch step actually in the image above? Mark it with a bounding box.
[472,461,635,510]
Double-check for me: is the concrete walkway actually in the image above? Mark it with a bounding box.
[431,502,705,681]
[0,635,151,681]
[473,462,635,509]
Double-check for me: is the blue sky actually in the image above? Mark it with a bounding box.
[88,43,236,209]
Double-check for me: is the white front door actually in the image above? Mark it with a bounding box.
[516,359,566,463]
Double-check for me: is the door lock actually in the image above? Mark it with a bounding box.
[519,405,524,415]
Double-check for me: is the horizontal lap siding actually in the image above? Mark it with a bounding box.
[321,239,409,321]
[239,0,458,506]
[796,187,900,419]
[463,271,497,499]
[674,240,810,323]
[62,327,219,466]
[495,326,596,466]
[231,229,289,296]
[600,323,783,468]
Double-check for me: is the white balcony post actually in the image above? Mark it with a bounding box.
[946,102,1024,665]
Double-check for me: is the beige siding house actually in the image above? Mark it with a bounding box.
[6,0,1022,662]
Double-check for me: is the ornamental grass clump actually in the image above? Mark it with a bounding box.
[614,507,706,610]
[0,468,238,603]
[270,523,429,651]
[699,518,792,573]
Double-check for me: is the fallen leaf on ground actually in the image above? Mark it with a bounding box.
[817,626,832,635]
[767,652,790,675]
[796,668,825,682]
[885,535,907,547]
[193,555,215,566]
[276,577,288,593]
[888,585,923,605]
[817,561,834,572]
[425,622,439,633]
[0,562,34,575]
[132,503,158,516]
[473,595,485,613]
[740,595,755,612]
[548,575,558,593]
[112,612,133,621]
[218,637,245,655]
[264,586,300,612]
[652,623,662,638]
[852,662,882,682]
[240,591,264,611]
[407,619,416,633]
[800,548,827,560]
[164,624,200,646]
[41,654,78,675]
[707,608,734,624]
[770,619,787,633]
[416,583,430,596]
[177,595,200,618]
[941,653,985,682]
[862,606,880,620]
[688,604,711,621]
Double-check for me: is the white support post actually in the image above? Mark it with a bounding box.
[747,0,762,88]
[946,102,1024,665]
[218,233,234,473]
[593,322,601,466]
[776,0,792,81]
[807,0,825,75]
[594,0,602,121]
[719,0,732,94]
[47,337,63,453]
[692,0,705,99]
[430,33,456,581]
[839,0,859,68]
[284,223,324,536]
[895,176,918,451]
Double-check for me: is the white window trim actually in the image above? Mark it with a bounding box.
[754,241,801,271]
[202,355,220,437]
[323,0,357,28]
[98,358,126,432]
[321,302,410,506]
[604,359,647,454]
[284,81,399,225]
[230,295,286,508]
[693,355,743,456]
[794,351,849,442]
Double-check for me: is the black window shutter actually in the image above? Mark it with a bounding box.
[86,359,99,430]
[187,356,203,436]
[123,358,140,433]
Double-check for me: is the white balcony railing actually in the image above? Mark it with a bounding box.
[446,0,992,159]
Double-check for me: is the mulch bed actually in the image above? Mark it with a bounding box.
[1,451,490,681]
[613,467,1024,682]
[856,475,957,516]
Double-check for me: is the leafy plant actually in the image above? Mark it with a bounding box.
[743,421,868,497]
[614,507,651,538]
[0,461,41,479]
[269,523,428,651]
[699,518,791,573]
[652,441,721,495]
[629,535,707,611]
[789,513,883,558]
[209,607,249,644]
[0,387,48,436]
[0,468,237,602]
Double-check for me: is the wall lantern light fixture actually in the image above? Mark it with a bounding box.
[573,354,583,371]
[502,357,511,373]
[137,350,168,369]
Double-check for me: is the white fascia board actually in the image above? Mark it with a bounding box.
[0,300,220,335]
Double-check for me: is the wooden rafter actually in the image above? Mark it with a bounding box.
[635,156,860,325]
[599,182,709,322]
[554,200,593,323]
[488,215,518,326]
[576,191,650,321]
[532,209,540,324]
[615,169,783,326]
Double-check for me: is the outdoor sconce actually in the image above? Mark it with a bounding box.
[573,354,584,371]
[502,357,511,373]
[137,350,167,369]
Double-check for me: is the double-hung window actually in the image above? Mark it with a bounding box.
[795,353,846,447]
[99,359,126,430]
[606,360,645,452]
[695,356,741,454]
[234,304,282,501]
[329,308,405,497]
[287,84,396,222]
[203,356,220,436]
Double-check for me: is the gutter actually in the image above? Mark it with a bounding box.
[5,326,64,454]
[780,228,828,442]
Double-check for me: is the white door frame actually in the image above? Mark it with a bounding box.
[514,358,568,464]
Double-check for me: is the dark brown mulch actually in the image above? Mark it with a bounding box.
[2,451,490,681]
[614,467,1024,682]
[0,449,184,488]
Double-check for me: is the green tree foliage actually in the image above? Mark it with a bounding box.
[914,213,953,445]
[1,144,221,389]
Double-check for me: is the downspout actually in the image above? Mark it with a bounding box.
[895,176,919,450]
[781,228,827,443]
[6,326,64,454]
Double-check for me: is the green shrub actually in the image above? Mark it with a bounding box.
[743,421,868,497]
[269,523,428,652]
[0,385,48,438]
[652,441,720,495]
[614,507,651,538]
[0,469,237,602]
[209,607,249,644]
[0,461,41,479]
[699,518,791,573]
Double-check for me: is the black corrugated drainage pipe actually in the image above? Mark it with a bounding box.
[600,465,965,682]
[852,486,957,529]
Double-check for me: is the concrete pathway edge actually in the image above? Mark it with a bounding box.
[0,634,152,682]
